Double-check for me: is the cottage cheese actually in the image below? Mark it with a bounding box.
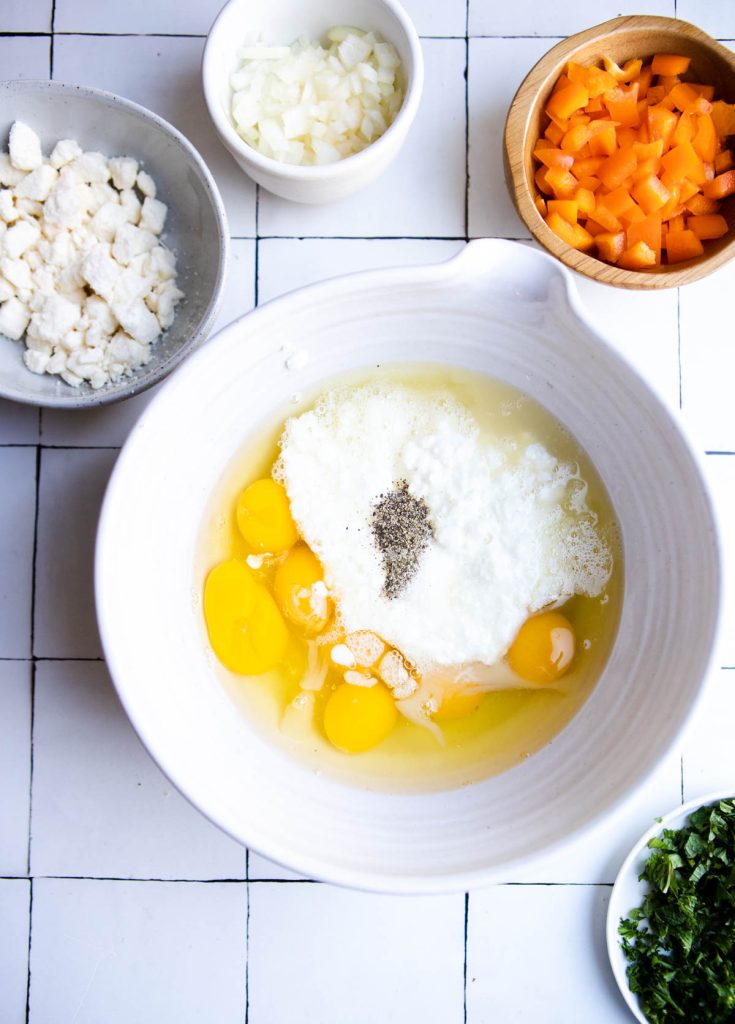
[276,384,613,670]
[0,121,183,388]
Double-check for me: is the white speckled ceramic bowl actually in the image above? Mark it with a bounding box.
[202,0,423,203]
[96,239,721,893]
[0,80,229,408]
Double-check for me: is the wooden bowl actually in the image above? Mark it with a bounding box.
[504,16,735,289]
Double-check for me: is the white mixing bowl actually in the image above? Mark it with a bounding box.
[96,239,721,893]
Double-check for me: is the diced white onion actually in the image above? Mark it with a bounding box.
[230,28,404,166]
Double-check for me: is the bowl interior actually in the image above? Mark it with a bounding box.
[206,0,418,165]
[96,240,721,892]
[0,81,226,407]
[506,17,735,287]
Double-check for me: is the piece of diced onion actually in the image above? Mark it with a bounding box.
[229,28,404,166]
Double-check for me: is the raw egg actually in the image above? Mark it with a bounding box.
[236,478,298,553]
[204,559,288,674]
[323,681,398,753]
[273,543,332,635]
[432,686,486,722]
[508,611,575,684]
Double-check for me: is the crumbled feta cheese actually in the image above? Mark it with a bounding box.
[49,139,82,170]
[70,152,111,184]
[108,157,139,191]
[0,297,30,340]
[14,165,58,202]
[139,196,167,235]
[0,153,27,187]
[112,223,157,264]
[9,122,43,171]
[0,122,183,388]
[136,170,156,198]
[4,220,40,259]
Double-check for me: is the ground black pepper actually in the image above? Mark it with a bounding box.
[371,480,433,599]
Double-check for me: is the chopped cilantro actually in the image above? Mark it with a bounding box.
[619,798,735,1023]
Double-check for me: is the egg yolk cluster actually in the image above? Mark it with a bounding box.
[203,477,579,755]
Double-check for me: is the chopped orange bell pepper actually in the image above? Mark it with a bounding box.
[651,54,691,77]
[547,82,589,123]
[618,240,658,269]
[594,231,625,262]
[547,199,578,224]
[702,169,735,199]
[688,213,729,240]
[603,83,640,127]
[532,51,732,268]
[665,228,705,263]
[632,174,671,215]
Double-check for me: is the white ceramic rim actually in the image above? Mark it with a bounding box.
[606,788,735,1023]
[0,78,231,409]
[201,0,424,183]
[95,239,723,893]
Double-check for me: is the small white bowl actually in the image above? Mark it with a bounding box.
[202,0,424,203]
[0,80,229,408]
[96,239,721,893]
[607,790,735,1023]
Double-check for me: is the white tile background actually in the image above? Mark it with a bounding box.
[0,3,733,1022]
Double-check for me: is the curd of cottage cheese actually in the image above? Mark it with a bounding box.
[275,382,613,670]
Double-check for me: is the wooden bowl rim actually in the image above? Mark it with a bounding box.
[504,15,735,289]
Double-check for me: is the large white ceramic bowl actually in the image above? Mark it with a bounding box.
[0,80,229,408]
[202,0,423,203]
[96,239,721,893]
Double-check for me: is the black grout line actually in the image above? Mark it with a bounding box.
[0,444,121,450]
[463,891,469,1023]
[680,755,685,804]
[49,0,55,78]
[244,881,251,1024]
[26,444,41,877]
[706,451,735,456]
[23,878,33,1024]
[240,234,471,241]
[0,657,105,662]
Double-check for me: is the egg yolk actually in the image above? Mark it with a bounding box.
[273,543,332,635]
[204,559,288,675]
[236,478,298,553]
[507,611,575,684]
[323,682,398,753]
[432,686,486,722]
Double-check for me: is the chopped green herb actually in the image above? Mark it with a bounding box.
[619,798,735,1023]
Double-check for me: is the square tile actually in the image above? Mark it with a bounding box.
[53,35,257,237]
[0,402,39,444]
[41,239,256,447]
[468,37,553,238]
[0,662,32,877]
[2,0,51,32]
[682,669,735,800]
[469,0,674,36]
[676,2,735,39]
[29,878,247,1024]
[680,262,735,452]
[402,0,466,36]
[34,448,117,658]
[701,454,735,668]
[55,0,222,34]
[574,275,679,412]
[466,884,630,1023]
[0,448,36,659]
[258,237,465,303]
[31,660,246,880]
[258,39,466,238]
[248,883,464,1024]
[0,35,50,80]
[0,879,30,1024]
